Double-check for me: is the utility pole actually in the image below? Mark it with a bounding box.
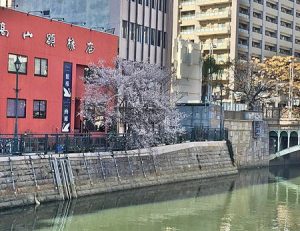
[13,57,21,154]
[219,83,224,140]
[288,58,294,119]
[208,42,216,103]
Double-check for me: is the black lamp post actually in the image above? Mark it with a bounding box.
[13,56,22,154]
[219,83,224,140]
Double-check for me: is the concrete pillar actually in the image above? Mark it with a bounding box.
[288,131,291,148]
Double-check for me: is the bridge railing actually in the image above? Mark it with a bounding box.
[0,128,228,155]
[263,106,300,119]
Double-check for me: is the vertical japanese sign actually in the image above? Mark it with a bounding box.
[62,62,72,132]
[253,121,261,139]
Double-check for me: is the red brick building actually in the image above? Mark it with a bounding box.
[0,8,118,134]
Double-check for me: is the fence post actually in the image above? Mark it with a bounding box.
[86,133,90,152]
[19,134,24,154]
[214,129,217,141]
[64,134,69,153]
[55,134,59,154]
[44,134,48,154]
[105,136,108,152]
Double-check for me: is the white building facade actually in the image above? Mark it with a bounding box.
[0,0,12,7]
[13,0,173,66]
[172,39,203,103]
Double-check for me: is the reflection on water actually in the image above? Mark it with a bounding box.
[1,166,300,231]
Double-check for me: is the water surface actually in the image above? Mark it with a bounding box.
[1,166,300,231]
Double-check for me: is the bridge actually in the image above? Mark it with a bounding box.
[264,107,300,161]
[268,127,300,160]
[269,145,300,160]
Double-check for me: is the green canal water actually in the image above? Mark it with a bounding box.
[1,166,300,231]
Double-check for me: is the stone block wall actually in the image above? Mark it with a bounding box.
[0,141,237,209]
[225,119,269,168]
[0,156,62,208]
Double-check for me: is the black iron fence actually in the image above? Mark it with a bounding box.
[0,128,228,155]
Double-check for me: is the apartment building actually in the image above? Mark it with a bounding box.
[238,0,300,60]
[176,0,300,82]
[13,0,173,67]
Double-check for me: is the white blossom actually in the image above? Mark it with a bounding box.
[81,58,185,149]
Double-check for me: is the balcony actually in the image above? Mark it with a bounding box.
[181,15,195,20]
[239,0,250,6]
[180,1,196,11]
[181,0,195,5]
[196,0,231,6]
[238,43,249,52]
[195,25,230,36]
[202,40,230,50]
[238,28,249,36]
[196,9,231,21]
[215,56,230,64]
[238,12,249,20]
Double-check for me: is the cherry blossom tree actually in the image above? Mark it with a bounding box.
[81,58,184,149]
[230,58,276,110]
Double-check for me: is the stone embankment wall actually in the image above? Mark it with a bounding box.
[225,119,269,168]
[0,141,237,209]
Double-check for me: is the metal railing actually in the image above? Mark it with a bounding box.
[263,106,300,119]
[0,128,228,155]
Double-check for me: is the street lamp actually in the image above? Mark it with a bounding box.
[208,42,217,103]
[13,56,21,154]
[219,83,224,140]
[288,58,294,119]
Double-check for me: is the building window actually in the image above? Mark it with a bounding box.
[136,24,142,42]
[144,27,149,44]
[163,32,167,48]
[266,1,278,10]
[151,0,156,8]
[252,41,261,48]
[8,54,28,74]
[266,15,277,24]
[33,100,47,119]
[34,58,48,77]
[130,22,135,40]
[253,26,262,34]
[157,30,161,47]
[253,11,262,19]
[254,0,263,4]
[7,98,26,118]
[122,20,128,38]
[150,29,156,45]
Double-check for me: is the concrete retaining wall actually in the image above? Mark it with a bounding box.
[225,120,269,168]
[0,141,237,209]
